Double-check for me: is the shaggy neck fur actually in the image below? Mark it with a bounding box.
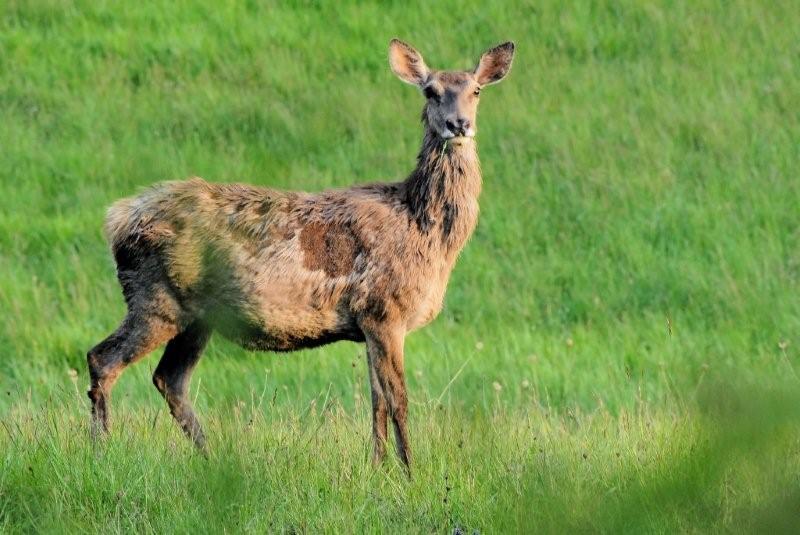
[404,117,482,256]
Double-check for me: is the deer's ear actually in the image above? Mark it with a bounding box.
[389,39,430,86]
[474,42,515,86]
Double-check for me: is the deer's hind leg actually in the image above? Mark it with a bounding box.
[152,321,211,452]
[87,306,179,438]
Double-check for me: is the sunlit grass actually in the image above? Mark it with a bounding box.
[2,382,799,533]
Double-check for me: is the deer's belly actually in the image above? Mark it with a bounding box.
[207,293,362,352]
[216,320,363,352]
[201,256,364,351]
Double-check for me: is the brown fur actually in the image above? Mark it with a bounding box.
[299,221,361,277]
[87,39,515,472]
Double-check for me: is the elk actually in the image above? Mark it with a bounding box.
[87,39,515,471]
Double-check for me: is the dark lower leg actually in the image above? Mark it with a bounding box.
[152,322,210,451]
[368,361,389,464]
[87,380,111,438]
[387,379,411,469]
[87,330,126,436]
[363,329,411,473]
[155,382,207,450]
[87,316,178,437]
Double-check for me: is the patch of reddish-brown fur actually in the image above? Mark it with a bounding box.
[299,221,361,277]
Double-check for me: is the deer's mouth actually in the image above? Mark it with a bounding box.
[447,131,476,145]
[441,130,475,142]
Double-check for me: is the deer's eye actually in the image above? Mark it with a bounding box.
[473,88,481,97]
[424,86,441,102]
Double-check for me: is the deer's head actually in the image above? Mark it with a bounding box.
[389,39,514,144]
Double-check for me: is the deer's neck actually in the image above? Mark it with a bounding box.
[404,128,482,257]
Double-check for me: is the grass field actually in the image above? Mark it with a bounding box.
[1,0,799,532]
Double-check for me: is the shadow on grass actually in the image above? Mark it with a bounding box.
[502,379,800,533]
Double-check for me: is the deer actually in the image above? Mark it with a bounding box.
[86,39,515,472]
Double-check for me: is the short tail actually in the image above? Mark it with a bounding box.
[103,192,175,253]
[103,197,139,251]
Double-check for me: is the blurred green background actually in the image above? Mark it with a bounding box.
[0,1,798,532]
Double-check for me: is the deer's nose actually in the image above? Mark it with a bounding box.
[445,118,471,137]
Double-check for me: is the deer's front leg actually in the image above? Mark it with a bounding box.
[367,357,389,465]
[363,325,411,472]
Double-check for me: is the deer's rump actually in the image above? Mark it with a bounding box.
[103,178,366,352]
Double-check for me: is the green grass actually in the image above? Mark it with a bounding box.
[1,0,799,532]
